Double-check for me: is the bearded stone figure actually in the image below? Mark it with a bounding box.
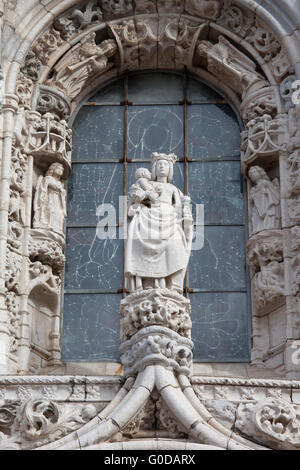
[125,152,193,293]
[33,162,67,235]
[248,165,281,235]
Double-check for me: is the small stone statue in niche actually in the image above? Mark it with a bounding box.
[248,165,280,235]
[125,153,193,293]
[33,162,67,236]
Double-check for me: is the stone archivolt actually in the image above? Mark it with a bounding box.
[0,0,300,451]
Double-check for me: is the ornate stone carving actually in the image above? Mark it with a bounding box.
[29,230,65,276]
[7,221,23,250]
[216,1,254,38]
[100,0,133,19]
[5,251,21,292]
[286,150,300,224]
[156,397,187,437]
[136,16,158,69]
[8,190,25,226]
[241,87,278,122]
[54,0,103,40]
[47,33,117,99]
[5,291,20,357]
[241,114,286,164]
[28,261,61,297]
[32,28,65,65]
[248,166,281,235]
[108,19,139,71]
[0,398,97,450]
[20,51,42,83]
[247,230,283,273]
[122,397,156,438]
[34,86,71,121]
[280,74,297,112]
[253,261,285,311]
[247,231,285,313]
[270,48,293,83]
[185,0,221,20]
[10,148,27,193]
[236,399,300,450]
[15,73,34,109]
[175,19,207,70]
[120,289,192,342]
[287,106,300,154]
[27,113,72,174]
[120,326,193,377]
[246,23,281,63]
[196,35,266,98]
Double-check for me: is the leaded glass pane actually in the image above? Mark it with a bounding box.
[65,228,123,291]
[189,226,247,291]
[188,77,224,102]
[127,106,184,159]
[72,106,124,161]
[87,79,124,104]
[190,292,250,362]
[188,161,244,225]
[63,72,250,364]
[187,104,241,159]
[62,294,121,361]
[128,73,183,103]
[67,163,123,226]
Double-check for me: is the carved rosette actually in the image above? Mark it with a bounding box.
[236,398,300,450]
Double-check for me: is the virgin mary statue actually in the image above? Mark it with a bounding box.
[125,152,193,293]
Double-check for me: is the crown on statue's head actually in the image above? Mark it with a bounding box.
[150,152,177,165]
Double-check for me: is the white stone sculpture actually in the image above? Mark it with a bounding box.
[196,35,265,97]
[48,34,117,99]
[248,166,280,235]
[33,163,66,236]
[125,153,193,293]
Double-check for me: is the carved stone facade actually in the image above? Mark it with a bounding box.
[1,0,300,451]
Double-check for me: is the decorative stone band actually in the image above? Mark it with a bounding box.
[120,325,194,377]
[120,289,192,342]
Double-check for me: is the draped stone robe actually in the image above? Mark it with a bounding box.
[125,181,190,280]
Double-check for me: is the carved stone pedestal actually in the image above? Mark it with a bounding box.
[120,289,193,376]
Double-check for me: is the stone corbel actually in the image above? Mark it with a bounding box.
[26,112,72,177]
[33,85,72,122]
[247,231,285,314]
[28,229,65,277]
[241,114,286,167]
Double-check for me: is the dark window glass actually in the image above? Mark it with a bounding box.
[62,73,250,363]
